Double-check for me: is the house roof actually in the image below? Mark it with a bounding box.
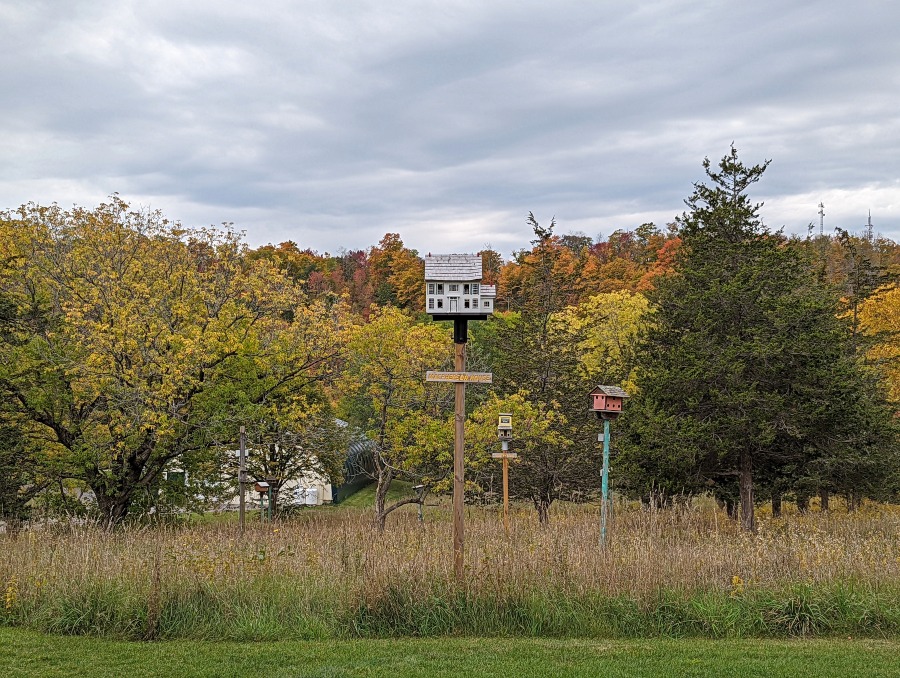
[424,254,482,281]
[480,284,496,298]
[591,385,630,398]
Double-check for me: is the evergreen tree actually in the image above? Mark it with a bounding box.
[619,147,896,531]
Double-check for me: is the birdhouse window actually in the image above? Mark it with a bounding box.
[472,283,479,295]
[483,301,490,308]
[428,283,435,294]
[449,284,459,292]
[464,299,470,309]
[437,299,443,309]
[428,298,434,310]
[463,284,471,294]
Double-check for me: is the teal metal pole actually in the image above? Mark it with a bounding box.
[600,418,610,547]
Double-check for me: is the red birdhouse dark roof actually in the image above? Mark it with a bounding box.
[590,385,630,399]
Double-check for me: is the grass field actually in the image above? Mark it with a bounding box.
[2,497,899,641]
[3,627,900,678]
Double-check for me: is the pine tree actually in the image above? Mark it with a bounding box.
[620,147,895,531]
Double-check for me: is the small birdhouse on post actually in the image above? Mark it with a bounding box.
[492,412,516,535]
[497,413,512,440]
[590,385,629,420]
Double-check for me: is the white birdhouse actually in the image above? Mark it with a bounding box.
[425,254,495,320]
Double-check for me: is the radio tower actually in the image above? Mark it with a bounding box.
[818,202,825,237]
[865,211,874,242]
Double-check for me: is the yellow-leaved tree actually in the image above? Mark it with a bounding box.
[858,284,900,404]
[466,392,569,523]
[339,305,451,531]
[0,198,346,525]
[551,290,650,393]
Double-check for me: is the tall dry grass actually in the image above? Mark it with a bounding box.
[2,500,899,639]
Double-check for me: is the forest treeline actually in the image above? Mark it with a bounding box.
[1,149,898,530]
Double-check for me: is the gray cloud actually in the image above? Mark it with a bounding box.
[2,0,898,257]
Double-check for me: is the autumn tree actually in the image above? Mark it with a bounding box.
[368,234,425,313]
[339,305,452,530]
[477,215,606,523]
[0,198,343,525]
[0,272,46,524]
[858,284,900,404]
[553,291,649,393]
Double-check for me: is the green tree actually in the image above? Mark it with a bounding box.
[621,147,894,531]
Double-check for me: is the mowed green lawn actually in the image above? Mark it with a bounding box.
[2,628,899,678]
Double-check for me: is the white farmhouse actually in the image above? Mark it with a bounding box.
[424,254,495,318]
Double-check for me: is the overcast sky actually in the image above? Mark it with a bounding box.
[2,0,898,257]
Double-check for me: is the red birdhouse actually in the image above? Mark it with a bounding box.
[589,385,630,420]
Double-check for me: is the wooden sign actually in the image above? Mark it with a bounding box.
[492,452,518,459]
[426,371,493,384]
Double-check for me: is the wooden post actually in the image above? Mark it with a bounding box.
[492,443,517,536]
[502,453,510,535]
[239,426,246,532]
[425,326,491,582]
[453,336,466,580]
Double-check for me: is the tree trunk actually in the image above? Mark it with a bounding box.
[97,494,132,528]
[819,489,830,512]
[796,494,810,514]
[739,450,755,532]
[534,496,551,526]
[771,492,782,518]
[373,468,392,532]
[724,496,738,520]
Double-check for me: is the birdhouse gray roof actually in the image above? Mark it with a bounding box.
[424,254,482,281]
[591,385,630,398]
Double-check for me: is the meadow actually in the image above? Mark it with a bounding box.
[2,497,899,641]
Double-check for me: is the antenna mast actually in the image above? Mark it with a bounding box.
[866,211,873,242]
[818,202,825,237]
